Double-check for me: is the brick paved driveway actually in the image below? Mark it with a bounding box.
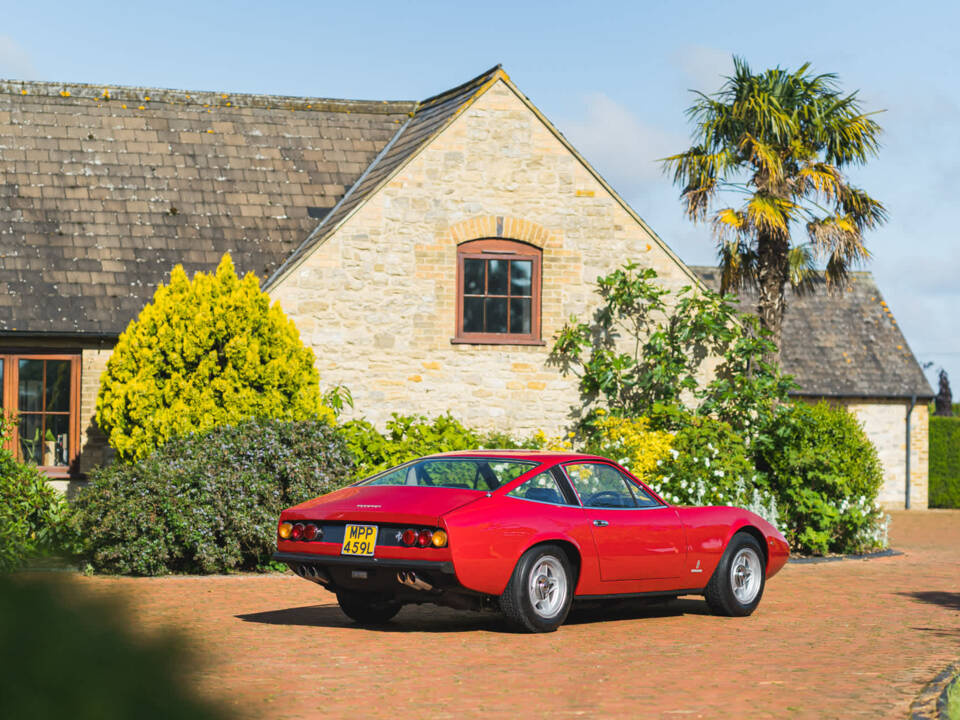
[76,511,960,719]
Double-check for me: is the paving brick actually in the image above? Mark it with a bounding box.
[67,510,960,719]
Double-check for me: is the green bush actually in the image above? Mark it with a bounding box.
[73,418,354,575]
[341,412,544,480]
[929,416,960,508]
[550,262,795,444]
[96,254,330,462]
[648,411,779,525]
[342,413,485,479]
[0,575,224,719]
[754,402,886,554]
[0,420,77,572]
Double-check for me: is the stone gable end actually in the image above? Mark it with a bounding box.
[269,79,697,434]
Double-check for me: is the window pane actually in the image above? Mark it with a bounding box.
[464,258,484,295]
[565,463,638,508]
[487,259,508,295]
[19,414,43,465]
[484,297,508,333]
[510,298,531,334]
[0,359,4,409]
[18,359,44,412]
[463,297,483,333]
[510,260,532,296]
[45,360,71,412]
[45,414,71,467]
[507,471,570,505]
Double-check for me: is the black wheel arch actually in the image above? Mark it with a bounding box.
[732,525,769,569]
[521,539,581,587]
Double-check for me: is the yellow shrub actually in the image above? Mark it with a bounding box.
[530,430,575,452]
[591,414,674,482]
[96,254,330,461]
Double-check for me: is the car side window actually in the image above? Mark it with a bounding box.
[564,463,661,509]
[506,472,574,506]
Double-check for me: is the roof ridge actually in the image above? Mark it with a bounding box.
[0,78,417,115]
[689,265,876,280]
[417,64,504,109]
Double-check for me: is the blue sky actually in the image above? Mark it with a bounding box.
[3,0,957,392]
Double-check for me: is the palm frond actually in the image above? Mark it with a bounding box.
[746,194,793,237]
[786,244,817,295]
[717,240,757,295]
[797,162,843,202]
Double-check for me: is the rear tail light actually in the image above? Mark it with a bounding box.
[401,528,418,546]
[417,529,433,547]
[278,522,293,539]
[431,529,448,548]
[303,523,318,541]
[290,523,304,540]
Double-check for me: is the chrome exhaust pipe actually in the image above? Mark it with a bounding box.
[397,570,434,592]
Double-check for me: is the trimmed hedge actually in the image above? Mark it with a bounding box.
[930,416,960,508]
[73,419,354,575]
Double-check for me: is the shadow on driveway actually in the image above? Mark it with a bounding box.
[235,596,710,633]
[900,591,960,611]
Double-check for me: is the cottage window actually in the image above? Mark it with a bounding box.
[0,353,81,477]
[453,239,542,345]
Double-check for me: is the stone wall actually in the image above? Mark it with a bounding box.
[826,398,929,510]
[78,347,113,474]
[269,79,700,436]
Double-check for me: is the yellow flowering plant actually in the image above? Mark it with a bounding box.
[96,254,330,461]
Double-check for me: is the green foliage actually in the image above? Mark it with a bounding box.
[652,412,775,515]
[662,57,886,353]
[0,575,224,719]
[551,263,795,442]
[754,402,886,554]
[341,412,545,480]
[96,254,330,462]
[73,418,353,575]
[929,417,960,508]
[0,419,77,572]
[342,413,484,479]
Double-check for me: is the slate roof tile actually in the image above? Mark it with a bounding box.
[691,266,933,399]
[0,79,416,334]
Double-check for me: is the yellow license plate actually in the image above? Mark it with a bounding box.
[341,525,378,556]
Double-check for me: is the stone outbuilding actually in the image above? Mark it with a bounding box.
[693,268,934,509]
[0,66,931,507]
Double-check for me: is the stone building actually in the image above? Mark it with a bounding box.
[693,268,934,509]
[0,66,931,507]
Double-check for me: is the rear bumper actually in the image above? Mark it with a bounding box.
[272,551,455,575]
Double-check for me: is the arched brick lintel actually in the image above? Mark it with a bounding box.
[446,215,553,249]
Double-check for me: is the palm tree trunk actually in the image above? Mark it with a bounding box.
[755,231,789,367]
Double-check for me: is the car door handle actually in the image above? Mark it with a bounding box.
[593,520,609,527]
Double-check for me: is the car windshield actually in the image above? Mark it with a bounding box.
[361,458,536,491]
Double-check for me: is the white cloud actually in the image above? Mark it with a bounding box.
[0,36,36,79]
[674,45,733,94]
[559,92,686,199]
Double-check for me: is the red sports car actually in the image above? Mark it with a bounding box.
[274,450,789,632]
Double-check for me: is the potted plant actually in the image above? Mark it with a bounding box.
[43,429,56,466]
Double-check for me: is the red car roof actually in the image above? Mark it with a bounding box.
[421,449,610,464]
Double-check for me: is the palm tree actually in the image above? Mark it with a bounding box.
[662,57,886,364]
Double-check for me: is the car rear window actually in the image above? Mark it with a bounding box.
[361,458,535,491]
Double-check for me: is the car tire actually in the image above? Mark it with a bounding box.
[500,544,574,633]
[705,532,766,617]
[336,591,402,625]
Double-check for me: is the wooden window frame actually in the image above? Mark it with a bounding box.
[1,352,82,478]
[452,238,544,346]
